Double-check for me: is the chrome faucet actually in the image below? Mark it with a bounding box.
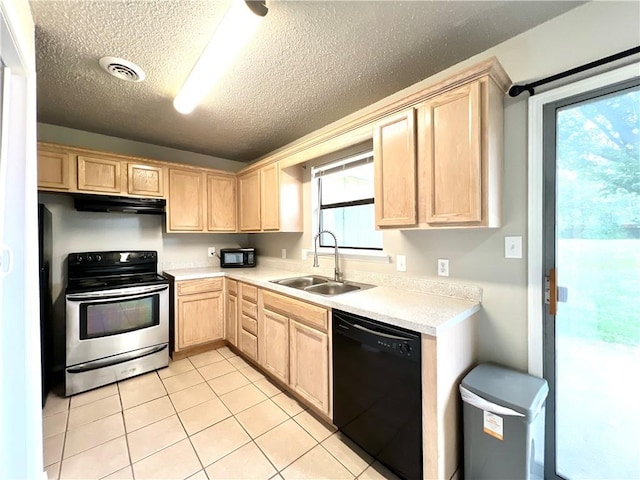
[313,230,342,282]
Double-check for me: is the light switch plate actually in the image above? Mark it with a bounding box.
[397,255,407,272]
[505,236,523,259]
[281,248,287,259]
[437,259,449,276]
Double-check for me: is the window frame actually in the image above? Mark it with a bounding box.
[312,151,383,251]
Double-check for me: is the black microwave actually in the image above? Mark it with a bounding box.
[219,248,256,268]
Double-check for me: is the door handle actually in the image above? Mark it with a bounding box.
[545,268,568,316]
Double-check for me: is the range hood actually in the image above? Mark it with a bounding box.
[74,194,166,215]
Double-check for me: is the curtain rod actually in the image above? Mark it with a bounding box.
[508,46,640,98]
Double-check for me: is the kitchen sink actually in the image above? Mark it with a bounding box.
[274,275,329,289]
[304,282,362,296]
[271,275,375,296]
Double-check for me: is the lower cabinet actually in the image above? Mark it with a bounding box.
[174,278,224,351]
[238,283,259,361]
[289,319,330,414]
[225,279,238,347]
[258,289,330,416]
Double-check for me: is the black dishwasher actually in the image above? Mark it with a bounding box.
[332,309,422,480]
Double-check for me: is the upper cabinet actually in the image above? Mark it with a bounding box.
[373,109,417,227]
[207,173,237,232]
[374,74,505,229]
[128,163,164,197]
[77,155,121,193]
[167,168,204,232]
[238,170,261,232]
[37,147,72,191]
[37,143,167,199]
[238,163,302,233]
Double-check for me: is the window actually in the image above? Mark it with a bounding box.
[312,151,383,250]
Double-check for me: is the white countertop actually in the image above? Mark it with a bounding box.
[162,266,480,336]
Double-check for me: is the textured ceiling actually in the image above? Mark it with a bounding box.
[31,0,582,162]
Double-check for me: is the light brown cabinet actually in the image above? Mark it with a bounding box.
[257,289,330,416]
[238,163,302,233]
[77,155,121,193]
[174,278,224,352]
[373,109,417,227]
[374,76,503,229]
[167,168,204,232]
[128,163,164,197]
[238,170,261,231]
[225,279,238,347]
[37,148,72,191]
[289,319,330,415]
[238,283,259,361]
[260,163,280,231]
[418,80,483,225]
[207,173,237,232]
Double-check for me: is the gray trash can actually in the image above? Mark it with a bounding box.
[460,363,549,480]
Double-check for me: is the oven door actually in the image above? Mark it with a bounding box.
[65,283,169,367]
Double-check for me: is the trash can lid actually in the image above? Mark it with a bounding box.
[461,363,549,419]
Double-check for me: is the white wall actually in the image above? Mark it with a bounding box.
[249,1,640,371]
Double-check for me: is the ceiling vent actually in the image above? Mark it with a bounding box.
[99,56,146,82]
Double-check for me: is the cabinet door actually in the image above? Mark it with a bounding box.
[260,308,289,384]
[77,155,121,193]
[128,163,164,197]
[260,163,280,231]
[168,168,204,232]
[37,149,71,190]
[177,291,224,349]
[289,320,329,415]
[238,170,261,231]
[373,109,417,227]
[207,174,237,231]
[225,292,238,347]
[419,81,482,224]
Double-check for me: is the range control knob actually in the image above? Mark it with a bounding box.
[87,255,93,262]
[95,255,102,262]
[76,255,83,263]
[399,344,411,354]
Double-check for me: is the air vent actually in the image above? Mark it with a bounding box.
[99,56,146,82]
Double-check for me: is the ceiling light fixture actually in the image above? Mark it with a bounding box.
[173,0,268,115]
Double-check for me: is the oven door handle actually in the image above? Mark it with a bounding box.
[66,284,168,301]
[66,344,168,374]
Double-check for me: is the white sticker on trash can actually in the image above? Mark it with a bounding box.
[483,411,504,440]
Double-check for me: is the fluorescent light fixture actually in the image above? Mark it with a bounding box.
[173,1,267,114]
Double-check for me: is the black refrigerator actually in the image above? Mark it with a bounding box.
[39,204,53,406]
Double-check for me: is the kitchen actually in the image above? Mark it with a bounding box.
[2,0,639,479]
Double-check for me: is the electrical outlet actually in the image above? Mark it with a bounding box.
[281,248,287,259]
[301,250,307,260]
[437,258,449,277]
[207,247,216,258]
[396,255,407,272]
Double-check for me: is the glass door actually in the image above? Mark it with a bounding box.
[543,80,640,479]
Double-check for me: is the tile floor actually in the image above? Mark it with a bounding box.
[42,346,399,480]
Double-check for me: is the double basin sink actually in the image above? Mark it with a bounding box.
[270,275,375,296]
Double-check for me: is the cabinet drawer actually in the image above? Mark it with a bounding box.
[240,330,258,361]
[242,299,258,319]
[241,314,258,335]
[262,290,328,332]
[226,279,238,295]
[177,278,222,295]
[241,284,258,302]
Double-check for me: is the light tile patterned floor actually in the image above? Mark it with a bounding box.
[42,346,399,480]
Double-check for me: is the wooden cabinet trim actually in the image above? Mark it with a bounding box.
[207,173,237,232]
[37,150,72,190]
[241,314,258,335]
[168,168,205,232]
[240,284,258,302]
[177,290,224,350]
[240,330,258,361]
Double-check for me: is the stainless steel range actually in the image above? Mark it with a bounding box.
[65,251,169,396]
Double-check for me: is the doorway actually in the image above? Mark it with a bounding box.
[542,78,640,479]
